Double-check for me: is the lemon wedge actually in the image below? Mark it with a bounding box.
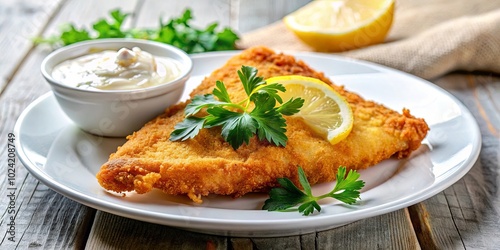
[268,75,353,144]
[283,0,395,52]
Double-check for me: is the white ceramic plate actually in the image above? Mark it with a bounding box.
[15,51,481,237]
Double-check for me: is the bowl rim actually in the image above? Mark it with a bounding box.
[40,38,193,96]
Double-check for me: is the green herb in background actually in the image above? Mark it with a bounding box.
[169,65,304,149]
[33,9,239,54]
[263,166,365,216]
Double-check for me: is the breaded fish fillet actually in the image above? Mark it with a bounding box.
[96,46,429,203]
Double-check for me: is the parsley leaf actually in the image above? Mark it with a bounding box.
[92,9,128,39]
[238,66,266,96]
[205,108,257,149]
[34,8,239,54]
[265,177,311,211]
[277,97,304,116]
[58,24,91,45]
[251,94,288,146]
[184,94,224,116]
[262,166,365,216]
[212,80,231,103]
[169,66,304,149]
[169,117,205,141]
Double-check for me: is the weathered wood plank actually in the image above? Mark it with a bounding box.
[10,182,96,249]
[134,0,311,34]
[237,0,310,33]
[134,0,232,31]
[0,0,138,249]
[0,0,63,93]
[408,73,500,249]
[235,235,303,249]
[228,210,419,249]
[315,209,420,249]
[407,194,465,249]
[85,212,227,250]
[39,0,138,39]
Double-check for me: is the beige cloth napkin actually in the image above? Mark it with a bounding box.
[238,0,500,80]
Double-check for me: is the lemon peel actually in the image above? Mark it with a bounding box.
[284,0,395,52]
[269,75,353,144]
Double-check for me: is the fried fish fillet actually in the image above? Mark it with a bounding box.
[96,46,429,203]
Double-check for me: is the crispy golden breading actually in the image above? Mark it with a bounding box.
[96,46,429,203]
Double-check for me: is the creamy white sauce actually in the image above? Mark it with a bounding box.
[52,47,182,90]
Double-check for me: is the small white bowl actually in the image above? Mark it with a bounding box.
[41,38,192,137]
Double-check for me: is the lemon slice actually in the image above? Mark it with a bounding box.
[268,75,353,144]
[284,0,394,52]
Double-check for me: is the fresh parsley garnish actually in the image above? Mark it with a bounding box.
[262,166,365,216]
[169,65,304,149]
[33,9,239,54]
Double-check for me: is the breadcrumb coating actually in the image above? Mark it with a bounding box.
[96,46,429,203]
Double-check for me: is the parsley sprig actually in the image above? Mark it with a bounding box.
[263,166,365,216]
[169,65,304,149]
[34,9,239,54]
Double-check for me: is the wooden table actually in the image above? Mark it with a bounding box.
[1,0,499,249]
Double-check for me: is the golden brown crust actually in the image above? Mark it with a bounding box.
[96,46,429,203]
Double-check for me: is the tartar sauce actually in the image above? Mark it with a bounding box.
[52,47,182,90]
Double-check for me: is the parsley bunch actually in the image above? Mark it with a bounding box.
[263,166,365,215]
[169,66,304,149]
[34,9,239,54]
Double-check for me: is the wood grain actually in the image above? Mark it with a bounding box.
[134,0,233,31]
[408,73,500,250]
[227,210,419,249]
[85,210,420,249]
[236,0,310,32]
[0,0,63,93]
[85,212,228,250]
[315,209,420,250]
